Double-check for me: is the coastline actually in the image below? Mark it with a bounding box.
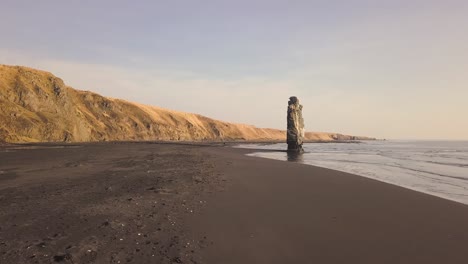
[191,146,468,263]
[242,140,468,206]
[1,142,468,263]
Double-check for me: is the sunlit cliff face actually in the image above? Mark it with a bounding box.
[0,65,372,143]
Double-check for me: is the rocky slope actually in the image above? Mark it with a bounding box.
[0,65,373,143]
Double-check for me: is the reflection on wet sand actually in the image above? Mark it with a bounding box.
[287,152,304,162]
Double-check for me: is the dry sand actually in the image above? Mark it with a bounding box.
[0,142,224,264]
[1,142,468,264]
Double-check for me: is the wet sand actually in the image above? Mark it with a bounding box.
[1,143,468,263]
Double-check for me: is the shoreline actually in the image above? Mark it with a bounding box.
[244,152,468,207]
[1,142,468,263]
[242,142,468,207]
[192,146,468,263]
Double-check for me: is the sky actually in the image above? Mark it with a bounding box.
[1,0,467,140]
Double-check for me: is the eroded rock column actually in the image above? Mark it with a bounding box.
[287,96,305,152]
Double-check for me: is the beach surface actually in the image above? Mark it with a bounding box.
[1,142,468,264]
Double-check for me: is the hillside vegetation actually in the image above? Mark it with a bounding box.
[0,65,373,143]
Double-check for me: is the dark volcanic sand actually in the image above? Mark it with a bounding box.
[0,143,225,264]
[1,143,468,264]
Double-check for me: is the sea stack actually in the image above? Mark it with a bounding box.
[287,96,305,152]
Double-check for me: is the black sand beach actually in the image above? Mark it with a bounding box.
[1,142,468,264]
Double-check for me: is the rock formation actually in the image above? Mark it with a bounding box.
[287,96,305,152]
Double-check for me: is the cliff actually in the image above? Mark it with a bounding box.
[0,65,373,143]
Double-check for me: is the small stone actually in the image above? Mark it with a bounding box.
[37,242,46,248]
[172,257,183,263]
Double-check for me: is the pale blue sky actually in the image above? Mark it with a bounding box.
[1,0,467,139]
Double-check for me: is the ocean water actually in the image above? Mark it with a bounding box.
[236,141,468,205]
